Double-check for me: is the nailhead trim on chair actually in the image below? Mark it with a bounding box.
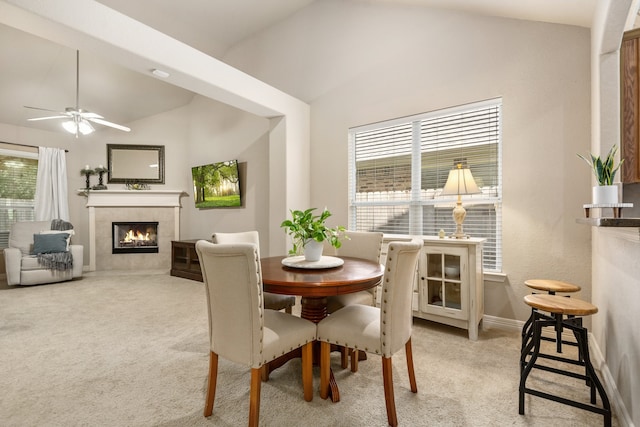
[381,247,395,354]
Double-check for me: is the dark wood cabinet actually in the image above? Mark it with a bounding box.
[621,28,640,183]
[171,239,207,281]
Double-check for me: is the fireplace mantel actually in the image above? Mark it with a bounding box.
[84,190,186,207]
[82,190,187,271]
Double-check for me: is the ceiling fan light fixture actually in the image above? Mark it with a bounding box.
[62,119,94,136]
[78,120,95,135]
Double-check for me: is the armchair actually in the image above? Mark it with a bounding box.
[3,221,83,286]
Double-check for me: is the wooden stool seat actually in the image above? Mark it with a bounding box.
[524,294,597,317]
[524,279,581,294]
[522,280,582,354]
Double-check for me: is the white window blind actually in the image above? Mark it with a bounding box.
[349,99,502,271]
[0,149,38,248]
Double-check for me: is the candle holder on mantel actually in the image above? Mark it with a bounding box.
[92,166,108,190]
[80,166,95,190]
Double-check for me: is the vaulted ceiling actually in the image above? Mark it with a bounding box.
[0,0,598,135]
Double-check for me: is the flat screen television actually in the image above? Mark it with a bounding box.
[191,159,241,208]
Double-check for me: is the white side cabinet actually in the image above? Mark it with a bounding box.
[378,236,485,340]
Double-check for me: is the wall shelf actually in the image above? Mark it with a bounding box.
[576,218,640,227]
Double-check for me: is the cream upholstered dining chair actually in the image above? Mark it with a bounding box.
[212,231,296,314]
[317,239,422,427]
[325,231,384,313]
[324,230,384,369]
[195,240,316,426]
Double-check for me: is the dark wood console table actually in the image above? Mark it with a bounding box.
[170,239,208,281]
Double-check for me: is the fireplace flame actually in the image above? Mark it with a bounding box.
[124,229,150,242]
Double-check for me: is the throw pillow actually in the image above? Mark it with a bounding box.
[40,229,75,251]
[31,233,70,254]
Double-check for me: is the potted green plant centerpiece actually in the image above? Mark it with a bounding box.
[280,208,346,261]
[577,145,624,204]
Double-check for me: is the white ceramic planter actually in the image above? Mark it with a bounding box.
[592,185,618,204]
[304,239,324,262]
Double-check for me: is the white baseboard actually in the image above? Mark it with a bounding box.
[482,314,633,427]
[589,335,634,427]
[482,314,523,332]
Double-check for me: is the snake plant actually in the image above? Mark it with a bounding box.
[577,145,624,186]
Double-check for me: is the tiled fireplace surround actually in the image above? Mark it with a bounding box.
[85,190,184,271]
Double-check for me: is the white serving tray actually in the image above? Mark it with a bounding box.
[281,255,344,269]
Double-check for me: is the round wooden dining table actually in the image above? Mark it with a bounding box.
[261,255,384,322]
[261,255,384,402]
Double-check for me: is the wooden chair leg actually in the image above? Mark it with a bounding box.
[320,341,331,400]
[382,356,398,427]
[260,364,269,382]
[285,306,292,314]
[350,349,359,372]
[405,338,417,393]
[341,347,349,369]
[301,342,313,402]
[204,351,218,417]
[249,368,261,427]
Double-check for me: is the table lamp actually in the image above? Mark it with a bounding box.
[442,163,480,239]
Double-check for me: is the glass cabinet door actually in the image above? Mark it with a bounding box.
[420,246,468,318]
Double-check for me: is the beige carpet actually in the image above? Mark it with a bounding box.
[0,272,617,426]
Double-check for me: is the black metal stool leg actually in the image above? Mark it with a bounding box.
[554,313,564,353]
[521,308,535,351]
[519,318,543,414]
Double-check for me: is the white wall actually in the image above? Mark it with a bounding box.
[223,0,593,322]
[182,96,272,251]
[591,1,638,425]
[592,229,640,425]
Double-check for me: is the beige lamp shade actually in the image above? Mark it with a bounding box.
[442,165,480,196]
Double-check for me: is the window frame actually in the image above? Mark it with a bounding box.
[348,98,503,272]
[0,148,39,249]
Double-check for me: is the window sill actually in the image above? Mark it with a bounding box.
[484,271,507,283]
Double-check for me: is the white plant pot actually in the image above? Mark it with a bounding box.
[304,239,324,262]
[592,185,618,204]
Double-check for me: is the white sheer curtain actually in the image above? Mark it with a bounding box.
[34,147,70,221]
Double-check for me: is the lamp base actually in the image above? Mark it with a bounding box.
[450,231,471,239]
[450,200,470,239]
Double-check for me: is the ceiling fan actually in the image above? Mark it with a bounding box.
[24,50,131,138]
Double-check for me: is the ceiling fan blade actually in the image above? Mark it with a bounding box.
[24,105,64,114]
[27,115,69,121]
[87,117,131,132]
[80,111,103,119]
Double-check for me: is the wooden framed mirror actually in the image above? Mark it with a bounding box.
[107,144,165,184]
